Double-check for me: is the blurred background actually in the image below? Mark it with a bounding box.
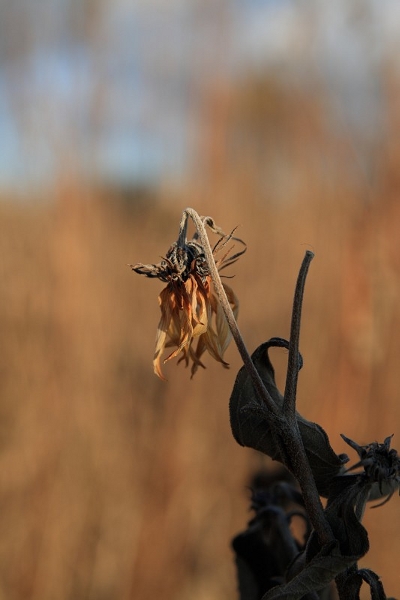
[1,0,400,598]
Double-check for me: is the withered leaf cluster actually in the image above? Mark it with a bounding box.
[229,253,399,600]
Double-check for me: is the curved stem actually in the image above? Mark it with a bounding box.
[185,209,334,546]
[184,208,277,415]
[177,210,189,247]
[281,250,334,546]
[283,250,314,415]
[286,434,335,546]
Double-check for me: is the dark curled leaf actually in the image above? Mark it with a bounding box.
[229,339,347,497]
[262,483,371,599]
[344,569,389,600]
[311,480,370,561]
[261,541,361,600]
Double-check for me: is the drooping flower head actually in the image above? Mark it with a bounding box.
[131,214,246,379]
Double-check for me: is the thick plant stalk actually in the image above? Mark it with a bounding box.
[185,208,334,547]
[183,208,279,417]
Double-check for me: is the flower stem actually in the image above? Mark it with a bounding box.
[185,208,334,546]
[177,211,189,247]
[183,208,278,415]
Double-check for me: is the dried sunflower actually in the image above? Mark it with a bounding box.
[131,215,245,379]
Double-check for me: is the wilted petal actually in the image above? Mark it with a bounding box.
[192,280,209,336]
[153,287,174,379]
[188,339,208,378]
[204,283,239,362]
[164,300,193,362]
[220,282,239,323]
[203,327,230,366]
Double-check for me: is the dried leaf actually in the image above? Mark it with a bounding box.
[229,339,347,497]
[344,569,389,600]
[261,542,360,600]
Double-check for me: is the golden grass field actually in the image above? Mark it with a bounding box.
[1,76,400,599]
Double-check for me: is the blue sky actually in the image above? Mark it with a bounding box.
[0,0,399,192]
